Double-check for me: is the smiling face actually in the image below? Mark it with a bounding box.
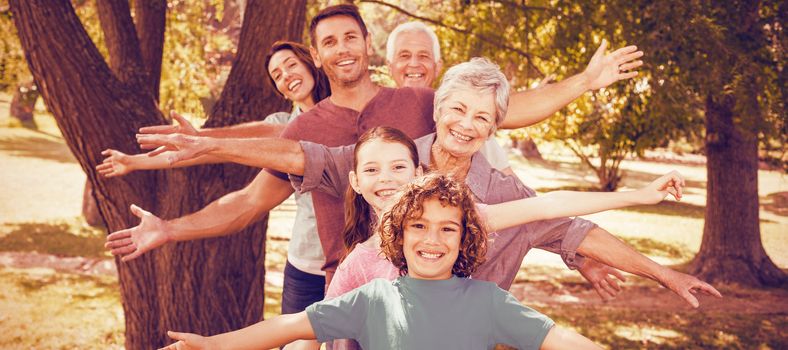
[435,86,496,158]
[311,15,372,88]
[267,49,316,106]
[349,139,421,214]
[388,30,441,88]
[402,197,463,280]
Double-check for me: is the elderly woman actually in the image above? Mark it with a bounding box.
[286,58,718,300]
[122,58,720,309]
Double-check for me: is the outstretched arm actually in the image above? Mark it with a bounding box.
[95,149,223,177]
[501,39,643,129]
[485,171,684,232]
[540,326,602,350]
[576,228,722,308]
[135,133,305,174]
[197,121,287,139]
[160,311,315,350]
[105,171,294,261]
[139,110,287,139]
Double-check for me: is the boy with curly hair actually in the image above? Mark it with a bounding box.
[161,174,601,350]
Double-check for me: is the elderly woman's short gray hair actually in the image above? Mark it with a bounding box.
[433,57,510,133]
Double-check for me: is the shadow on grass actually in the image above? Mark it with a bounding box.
[532,187,709,220]
[543,305,787,350]
[0,133,76,164]
[520,157,708,190]
[619,236,695,260]
[618,200,776,223]
[618,201,707,219]
[10,268,119,299]
[0,267,124,348]
[0,222,107,258]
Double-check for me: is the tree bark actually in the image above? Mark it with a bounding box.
[133,0,166,101]
[207,0,303,125]
[10,0,306,348]
[687,93,786,287]
[157,0,306,335]
[95,0,148,92]
[82,180,105,227]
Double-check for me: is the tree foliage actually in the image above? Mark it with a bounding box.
[1,0,239,118]
[358,0,784,189]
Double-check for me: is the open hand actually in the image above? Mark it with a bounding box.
[96,149,133,177]
[105,204,171,262]
[639,170,685,204]
[659,269,722,308]
[583,39,644,91]
[139,111,199,136]
[578,258,627,301]
[136,133,213,166]
[158,331,216,350]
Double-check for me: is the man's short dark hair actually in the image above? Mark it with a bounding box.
[309,4,368,48]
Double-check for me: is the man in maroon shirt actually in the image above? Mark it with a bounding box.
[108,4,646,286]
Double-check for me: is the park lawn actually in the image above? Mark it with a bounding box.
[0,267,124,350]
[0,120,786,349]
[544,304,788,349]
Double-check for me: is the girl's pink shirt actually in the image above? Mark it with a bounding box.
[325,204,490,299]
[325,243,399,299]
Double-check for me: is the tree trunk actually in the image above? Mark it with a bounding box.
[206,0,302,125]
[156,0,305,338]
[217,0,246,45]
[82,180,105,227]
[95,0,149,93]
[687,93,786,287]
[10,0,306,348]
[514,137,542,160]
[8,80,39,129]
[133,0,166,101]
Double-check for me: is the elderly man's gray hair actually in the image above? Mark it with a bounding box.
[385,21,441,63]
[433,57,510,132]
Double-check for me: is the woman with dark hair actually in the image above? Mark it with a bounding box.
[97,41,332,317]
[264,41,330,106]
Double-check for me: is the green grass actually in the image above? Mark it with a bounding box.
[0,220,109,258]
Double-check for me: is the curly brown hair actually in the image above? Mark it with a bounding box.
[379,173,487,278]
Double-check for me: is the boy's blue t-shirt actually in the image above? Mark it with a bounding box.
[306,276,554,350]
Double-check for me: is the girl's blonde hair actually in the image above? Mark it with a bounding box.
[379,173,487,278]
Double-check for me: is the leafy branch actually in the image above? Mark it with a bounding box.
[359,0,546,76]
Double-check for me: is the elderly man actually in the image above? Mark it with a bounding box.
[386,21,516,176]
[386,21,442,89]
